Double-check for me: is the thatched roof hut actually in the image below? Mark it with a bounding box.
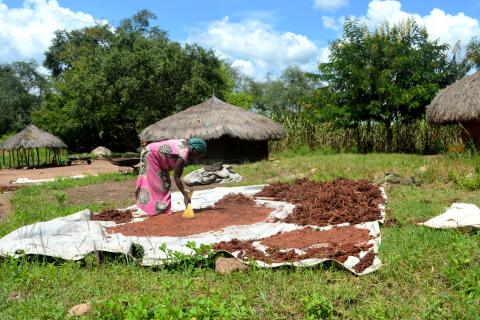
[139,96,286,163]
[426,71,480,147]
[0,124,67,150]
[0,124,67,168]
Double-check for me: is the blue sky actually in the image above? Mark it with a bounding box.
[1,0,479,78]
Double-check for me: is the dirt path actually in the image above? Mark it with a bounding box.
[0,192,13,223]
[66,179,136,207]
[0,160,122,185]
[66,179,224,208]
[0,160,124,221]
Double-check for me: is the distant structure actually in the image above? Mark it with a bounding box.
[426,71,480,147]
[0,124,67,168]
[139,96,286,163]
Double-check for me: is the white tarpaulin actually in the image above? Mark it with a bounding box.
[10,175,90,185]
[0,185,385,275]
[420,203,480,229]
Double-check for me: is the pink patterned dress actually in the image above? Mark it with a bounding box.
[136,139,190,216]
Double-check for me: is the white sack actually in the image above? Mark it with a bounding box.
[183,165,242,186]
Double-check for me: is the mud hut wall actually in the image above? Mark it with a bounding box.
[192,136,268,164]
[200,138,225,163]
[224,137,268,163]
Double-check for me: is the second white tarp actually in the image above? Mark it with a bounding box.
[420,203,480,229]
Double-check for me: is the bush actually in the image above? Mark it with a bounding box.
[95,292,255,319]
[302,293,334,319]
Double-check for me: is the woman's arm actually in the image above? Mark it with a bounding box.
[173,158,190,205]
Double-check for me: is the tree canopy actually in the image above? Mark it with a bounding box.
[0,61,49,135]
[318,19,468,150]
[34,10,227,150]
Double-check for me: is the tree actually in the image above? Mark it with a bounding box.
[319,19,467,151]
[466,36,480,70]
[34,10,227,150]
[219,63,254,110]
[248,65,322,117]
[0,61,49,135]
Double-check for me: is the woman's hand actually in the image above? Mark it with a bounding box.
[174,158,190,207]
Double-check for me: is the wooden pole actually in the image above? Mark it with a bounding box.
[37,148,40,167]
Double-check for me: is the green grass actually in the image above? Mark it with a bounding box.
[1,151,480,319]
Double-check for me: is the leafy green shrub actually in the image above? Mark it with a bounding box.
[302,293,333,319]
[52,191,67,205]
[94,292,254,319]
[449,171,480,190]
[160,241,215,269]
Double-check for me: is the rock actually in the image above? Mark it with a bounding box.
[215,257,248,275]
[91,146,112,157]
[383,173,419,186]
[67,303,92,317]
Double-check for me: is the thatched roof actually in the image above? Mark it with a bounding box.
[0,124,67,150]
[427,71,480,124]
[139,96,286,142]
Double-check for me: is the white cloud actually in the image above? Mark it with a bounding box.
[231,59,254,77]
[188,16,326,78]
[322,16,343,30]
[319,47,331,63]
[314,0,348,12]
[0,0,99,64]
[361,0,480,48]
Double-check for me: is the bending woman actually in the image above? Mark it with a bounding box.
[136,138,207,216]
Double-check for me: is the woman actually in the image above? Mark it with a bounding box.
[136,138,207,216]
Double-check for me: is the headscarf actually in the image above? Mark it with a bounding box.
[188,138,207,155]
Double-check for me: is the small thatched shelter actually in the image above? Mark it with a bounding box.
[0,124,68,168]
[139,96,286,163]
[426,71,480,147]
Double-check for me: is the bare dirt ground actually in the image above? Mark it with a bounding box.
[0,192,13,222]
[0,160,125,220]
[0,160,121,185]
[66,179,136,207]
[0,159,222,220]
[66,179,222,207]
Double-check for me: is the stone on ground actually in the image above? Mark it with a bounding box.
[67,303,92,317]
[91,146,112,156]
[215,257,248,275]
